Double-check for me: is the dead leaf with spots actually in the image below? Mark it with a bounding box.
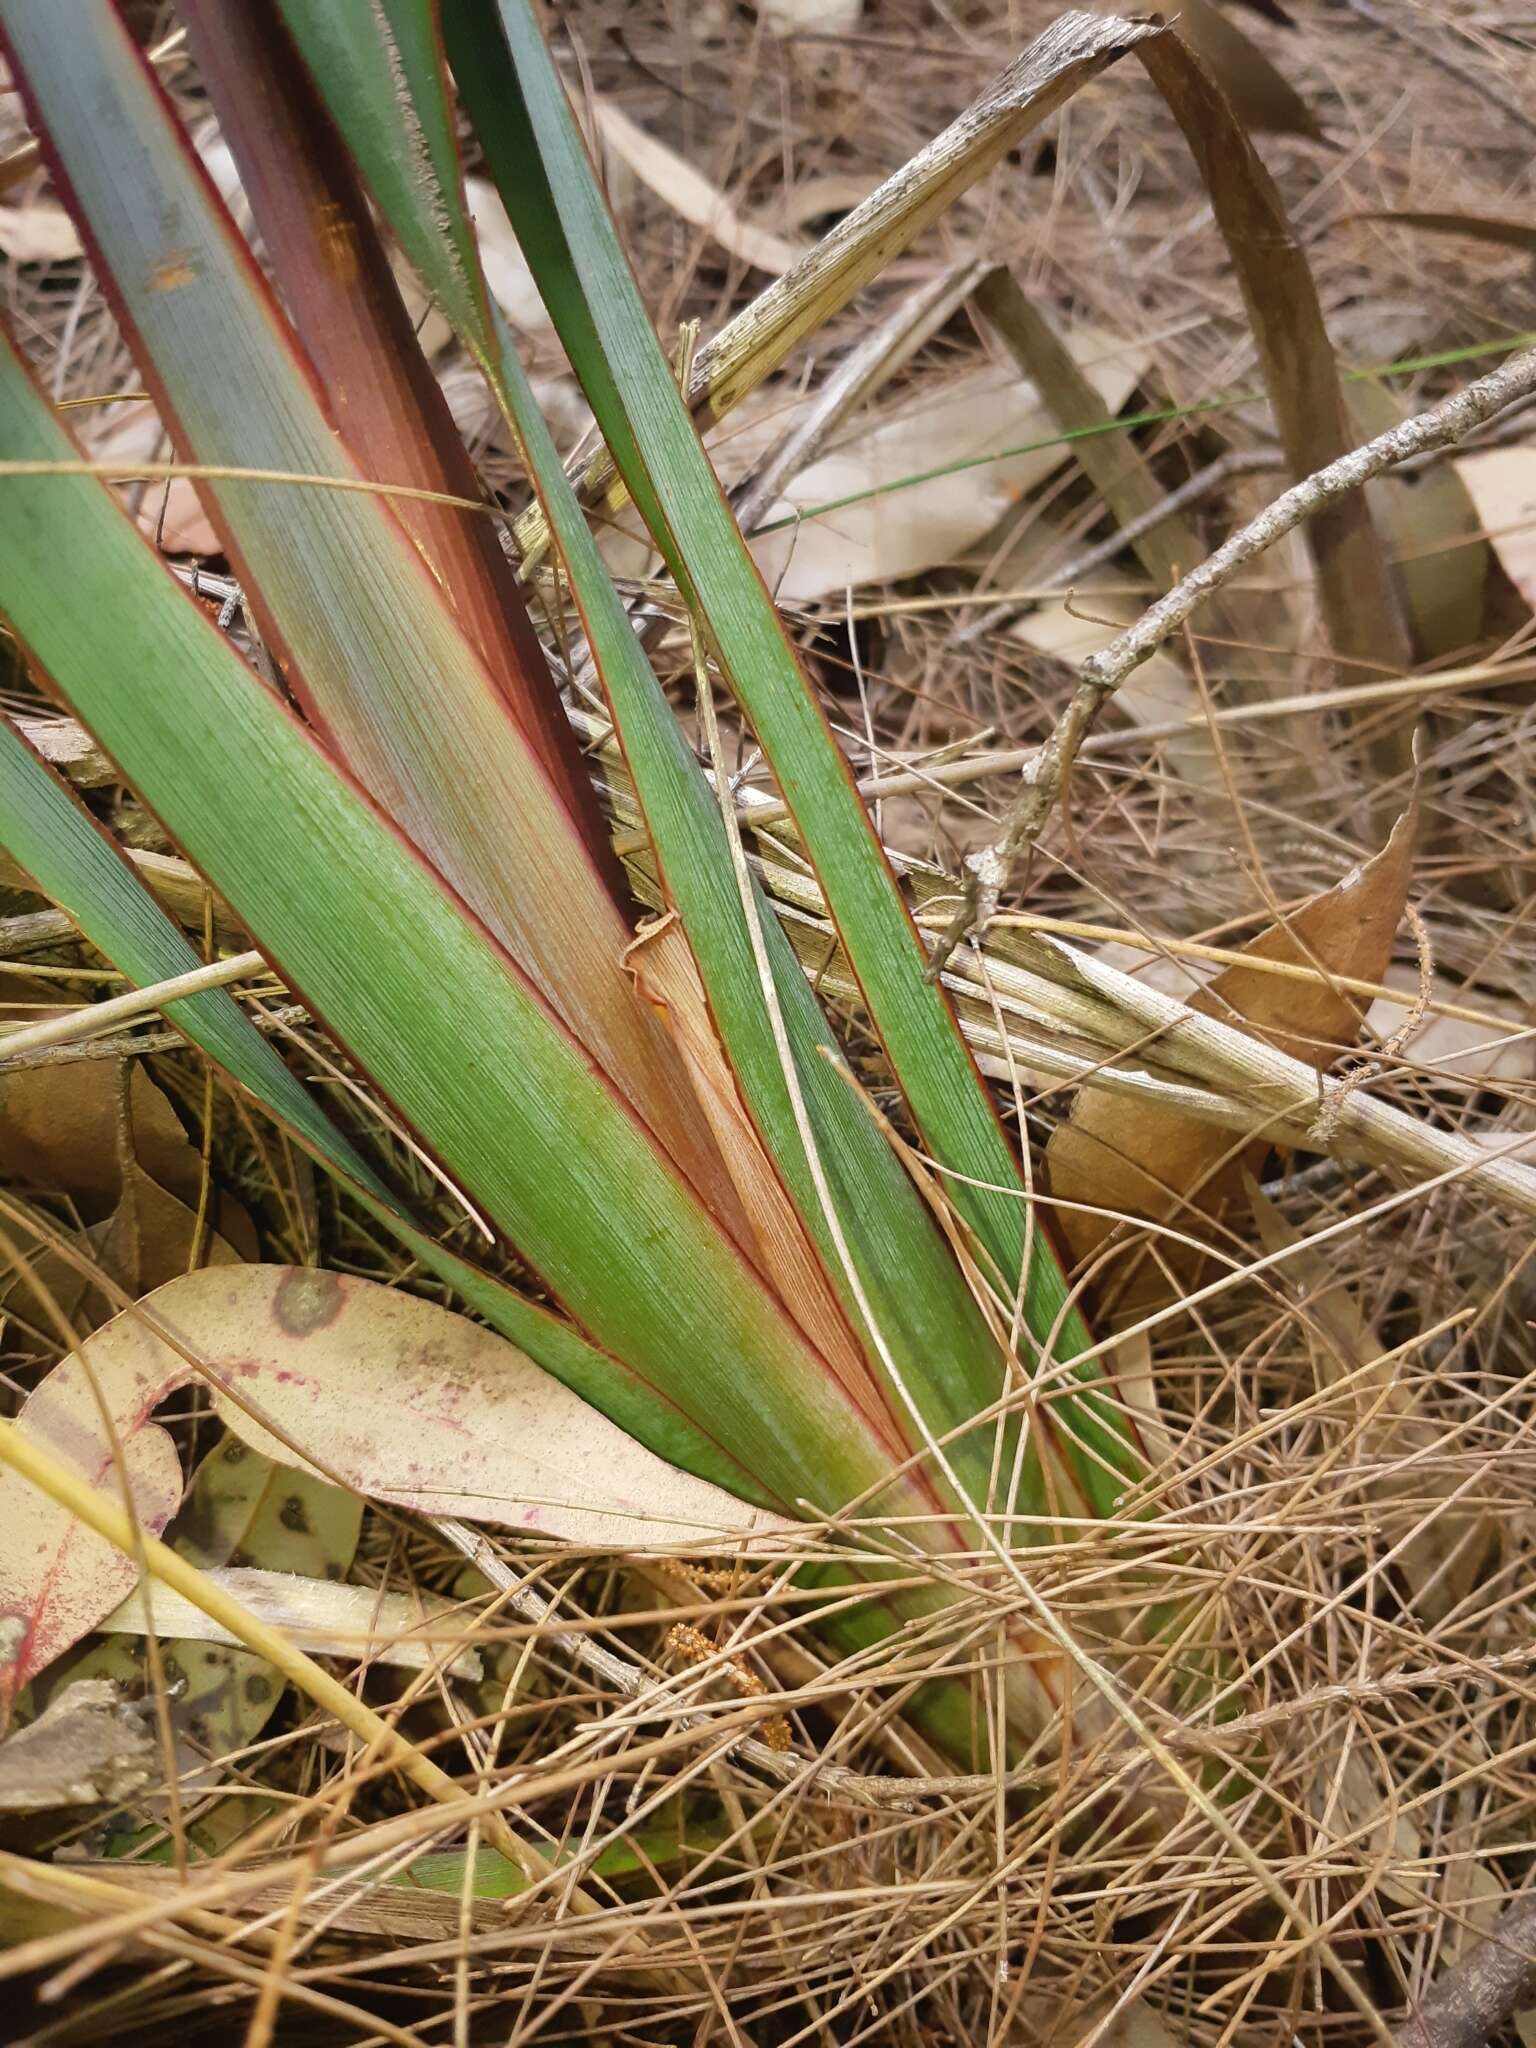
[1046,808,1416,1310]
[0,1266,791,1712]
[26,1436,367,1770]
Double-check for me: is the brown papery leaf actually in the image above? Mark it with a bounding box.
[0,1061,203,1218]
[0,1058,247,1330]
[1046,808,1415,1309]
[1136,30,1413,728]
[1176,0,1322,142]
[0,1266,792,1711]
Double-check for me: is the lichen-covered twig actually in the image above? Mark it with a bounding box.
[925,342,1536,980]
[1393,1889,1536,2048]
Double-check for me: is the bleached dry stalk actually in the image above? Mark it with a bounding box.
[926,341,1536,976]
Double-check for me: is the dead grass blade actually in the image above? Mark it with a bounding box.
[1135,25,1413,750]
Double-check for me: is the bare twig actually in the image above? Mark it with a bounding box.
[1393,1890,1536,2048]
[926,342,1536,977]
[951,446,1283,647]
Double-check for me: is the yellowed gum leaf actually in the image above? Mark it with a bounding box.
[97,1567,482,1680]
[175,1436,362,1578]
[0,1266,791,1707]
[592,101,805,277]
[133,476,220,557]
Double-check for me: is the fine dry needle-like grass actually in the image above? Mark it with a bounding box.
[3,4,1536,2045]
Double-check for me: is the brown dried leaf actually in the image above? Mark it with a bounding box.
[1136,31,1412,699]
[1046,810,1415,1306]
[0,1062,202,1218]
[1177,0,1322,142]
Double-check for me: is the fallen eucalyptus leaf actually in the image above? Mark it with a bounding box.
[761,0,863,35]
[748,336,1146,600]
[0,1267,791,1706]
[0,198,79,262]
[96,1567,482,1680]
[174,1434,361,1578]
[593,100,804,277]
[1453,447,1536,616]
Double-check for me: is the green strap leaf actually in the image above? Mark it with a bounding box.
[0,329,895,1517]
[446,0,1143,1506]
[0,716,676,1466]
[0,0,726,1219]
[274,0,1039,1523]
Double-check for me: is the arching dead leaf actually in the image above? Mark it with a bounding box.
[1046,809,1416,1309]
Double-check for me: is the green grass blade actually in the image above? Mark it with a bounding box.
[0,333,897,1517]
[447,0,1143,1507]
[0,716,670,1450]
[269,4,1038,1516]
[0,0,728,1215]
[274,0,495,355]
[179,0,617,873]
